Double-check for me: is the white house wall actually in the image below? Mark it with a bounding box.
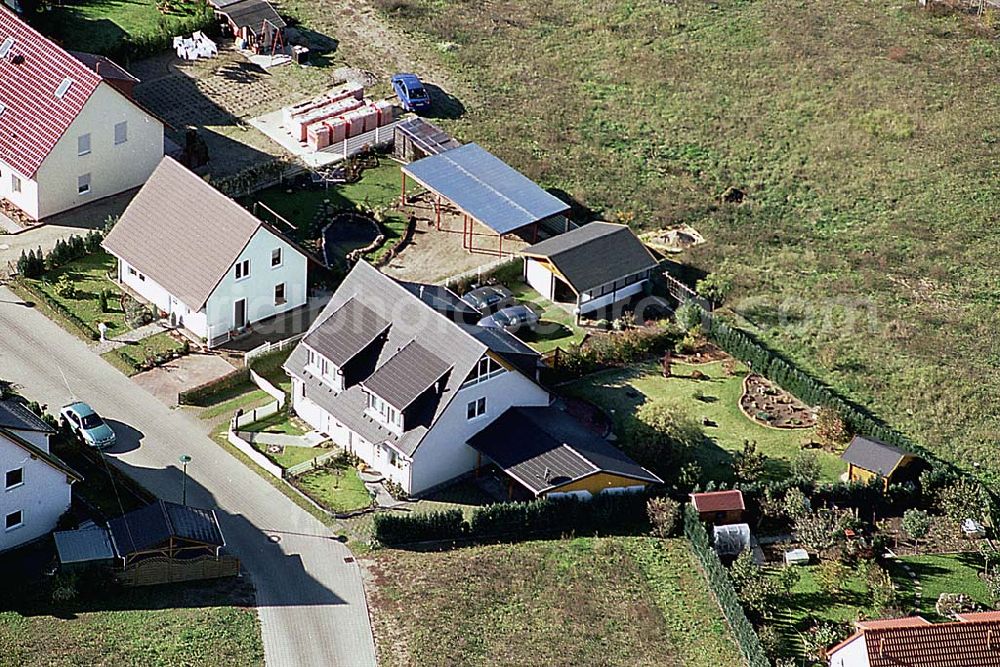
[116,258,209,338]
[0,433,72,553]
[204,227,308,342]
[828,634,869,667]
[525,258,555,300]
[0,157,40,219]
[4,429,50,452]
[578,279,648,314]
[34,82,163,220]
[408,369,550,495]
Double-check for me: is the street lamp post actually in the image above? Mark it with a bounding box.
[179,454,192,505]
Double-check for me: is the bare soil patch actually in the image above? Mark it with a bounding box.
[740,374,817,429]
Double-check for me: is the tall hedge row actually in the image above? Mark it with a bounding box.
[372,492,652,547]
[683,504,770,667]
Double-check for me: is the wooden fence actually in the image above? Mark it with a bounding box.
[117,554,240,587]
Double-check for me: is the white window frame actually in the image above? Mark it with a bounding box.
[466,397,487,420]
[271,248,282,268]
[4,467,23,490]
[77,133,91,156]
[274,283,286,305]
[78,173,91,195]
[235,259,250,280]
[11,174,20,193]
[4,510,22,531]
[114,121,128,146]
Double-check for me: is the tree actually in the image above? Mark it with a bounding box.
[815,407,851,451]
[794,508,849,555]
[938,478,990,525]
[816,559,850,594]
[626,399,703,480]
[782,487,812,520]
[647,497,680,537]
[730,550,782,618]
[696,271,734,304]
[901,509,931,543]
[790,451,822,485]
[673,301,702,332]
[732,439,767,483]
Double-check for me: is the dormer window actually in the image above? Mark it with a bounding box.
[368,392,403,431]
[306,347,343,392]
[462,356,505,388]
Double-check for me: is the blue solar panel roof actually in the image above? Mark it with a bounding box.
[402,143,570,234]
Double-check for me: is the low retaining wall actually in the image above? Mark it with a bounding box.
[227,429,284,479]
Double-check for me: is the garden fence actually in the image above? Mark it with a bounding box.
[244,333,305,367]
[285,449,341,477]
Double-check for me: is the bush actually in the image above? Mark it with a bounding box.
[674,301,703,332]
[647,496,680,537]
[177,367,251,406]
[625,399,704,481]
[901,508,931,541]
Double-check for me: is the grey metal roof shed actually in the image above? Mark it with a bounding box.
[401,143,571,255]
[54,527,116,565]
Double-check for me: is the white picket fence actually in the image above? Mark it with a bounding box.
[319,119,402,160]
[244,333,305,366]
[285,448,341,477]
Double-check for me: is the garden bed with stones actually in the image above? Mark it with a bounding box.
[739,374,817,429]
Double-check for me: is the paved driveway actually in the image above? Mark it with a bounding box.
[131,352,239,406]
[0,287,377,667]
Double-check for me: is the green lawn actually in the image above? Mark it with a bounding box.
[369,537,741,667]
[0,578,262,667]
[102,331,187,375]
[27,252,129,339]
[562,360,842,482]
[35,0,210,54]
[357,0,1000,480]
[890,553,992,620]
[242,410,308,436]
[769,564,876,661]
[250,163,408,265]
[508,281,587,353]
[197,387,272,421]
[253,442,322,469]
[294,465,372,513]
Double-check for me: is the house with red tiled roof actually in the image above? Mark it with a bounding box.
[0,8,163,222]
[827,614,1000,666]
[690,489,745,524]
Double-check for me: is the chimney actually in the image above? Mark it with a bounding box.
[419,285,425,298]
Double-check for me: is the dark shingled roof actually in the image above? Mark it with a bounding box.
[469,405,662,495]
[302,298,390,367]
[361,340,452,411]
[210,0,286,32]
[521,221,659,293]
[284,261,542,457]
[108,500,224,556]
[402,143,570,235]
[399,280,481,323]
[841,435,914,477]
[0,398,55,433]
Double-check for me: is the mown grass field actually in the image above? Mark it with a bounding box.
[0,578,262,667]
[363,0,1000,477]
[368,537,740,667]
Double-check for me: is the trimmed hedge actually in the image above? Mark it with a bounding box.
[683,504,770,667]
[178,367,251,406]
[373,492,652,547]
[12,279,99,341]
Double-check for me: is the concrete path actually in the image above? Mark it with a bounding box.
[92,320,170,354]
[240,431,327,448]
[0,287,377,667]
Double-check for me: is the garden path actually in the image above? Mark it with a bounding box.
[239,431,327,448]
[91,320,171,354]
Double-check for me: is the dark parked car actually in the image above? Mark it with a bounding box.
[478,305,540,334]
[462,285,516,314]
[391,73,432,112]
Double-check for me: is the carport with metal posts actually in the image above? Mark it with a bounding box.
[399,142,571,256]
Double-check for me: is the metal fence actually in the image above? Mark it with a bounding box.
[319,119,403,161]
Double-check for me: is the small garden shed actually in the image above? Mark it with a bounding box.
[690,489,745,525]
[841,435,924,491]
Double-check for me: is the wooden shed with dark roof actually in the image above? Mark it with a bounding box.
[841,435,924,491]
[521,221,659,321]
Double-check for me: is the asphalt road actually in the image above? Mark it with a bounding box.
[0,286,377,667]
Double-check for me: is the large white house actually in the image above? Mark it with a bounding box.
[0,399,80,553]
[827,613,1000,666]
[103,157,310,346]
[0,8,164,221]
[284,261,661,497]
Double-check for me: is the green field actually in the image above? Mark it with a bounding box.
[0,578,262,667]
[890,553,992,620]
[369,537,741,667]
[358,0,1000,478]
[563,360,842,482]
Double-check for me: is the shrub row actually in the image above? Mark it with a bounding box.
[102,8,217,64]
[548,327,680,381]
[178,367,251,406]
[683,504,770,667]
[373,492,652,547]
[12,279,99,341]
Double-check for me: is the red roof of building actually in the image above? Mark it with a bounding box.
[0,8,104,178]
[689,490,745,513]
[956,611,1000,623]
[828,615,1000,666]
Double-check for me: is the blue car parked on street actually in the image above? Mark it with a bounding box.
[391,73,432,112]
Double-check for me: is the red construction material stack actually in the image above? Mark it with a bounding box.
[325,117,347,144]
[307,123,330,151]
[373,99,397,126]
